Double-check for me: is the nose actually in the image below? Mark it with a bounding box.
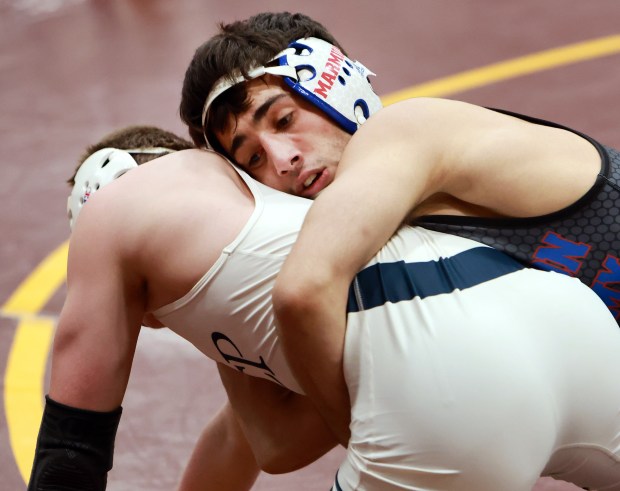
[261,134,302,176]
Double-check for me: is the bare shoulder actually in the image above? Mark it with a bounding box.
[67,170,143,265]
[339,98,505,170]
[364,97,596,159]
[367,98,489,125]
[339,97,599,217]
[352,98,517,152]
[71,147,244,246]
[71,147,254,309]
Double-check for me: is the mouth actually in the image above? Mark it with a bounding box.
[304,172,320,188]
[298,169,329,198]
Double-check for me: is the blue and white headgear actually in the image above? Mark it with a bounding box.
[67,147,173,230]
[201,37,382,148]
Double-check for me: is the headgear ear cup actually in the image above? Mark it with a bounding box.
[67,148,138,230]
[277,38,383,134]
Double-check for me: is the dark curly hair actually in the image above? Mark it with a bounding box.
[179,12,345,150]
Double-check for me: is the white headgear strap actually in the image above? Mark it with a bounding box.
[67,147,174,230]
[201,64,297,148]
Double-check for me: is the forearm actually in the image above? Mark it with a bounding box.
[31,271,142,489]
[177,402,260,491]
[28,320,136,491]
[272,273,351,445]
[273,106,431,441]
[272,161,415,443]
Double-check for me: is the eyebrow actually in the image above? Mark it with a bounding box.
[229,93,289,158]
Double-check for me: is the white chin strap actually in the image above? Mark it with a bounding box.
[201,64,297,149]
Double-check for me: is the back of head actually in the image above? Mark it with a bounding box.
[180,12,344,149]
[67,125,194,229]
[72,125,194,180]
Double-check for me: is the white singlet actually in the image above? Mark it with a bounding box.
[153,166,311,393]
[153,163,620,491]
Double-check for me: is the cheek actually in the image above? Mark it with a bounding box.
[309,120,345,146]
[298,111,350,159]
[257,171,291,192]
[323,128,350,158]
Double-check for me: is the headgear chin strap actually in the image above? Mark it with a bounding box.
[67,147,173,230]
[201,37,382,149]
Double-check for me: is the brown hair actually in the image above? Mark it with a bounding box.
[68,125,193,186]
[179,12,345,151]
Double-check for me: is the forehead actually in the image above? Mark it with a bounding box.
[216,76,298,141]
[242,76,293,109]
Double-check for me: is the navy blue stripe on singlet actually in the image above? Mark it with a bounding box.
[332,471,344,491]
[347,247,525,313]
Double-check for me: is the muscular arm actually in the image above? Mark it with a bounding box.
[217,364,338,474]
[272,97,599,442]
[49,198,145,410]
[178,366,338,489]
[272,99,446,443]
[28,191,145,490]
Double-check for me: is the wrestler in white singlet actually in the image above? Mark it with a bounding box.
[153,163,620,491]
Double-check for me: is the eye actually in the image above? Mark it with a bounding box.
[276,112,293,130]
[246,151,264,169]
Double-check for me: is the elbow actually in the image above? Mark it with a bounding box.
[255,442,334,475]
[272,268,353,352]
[255,424,338,474]
[257,454,296,475]
[251,440,305,474]
[272,282,319,340]
[51,318,82,359]
[272,271,332,323]
[272,280,309,321]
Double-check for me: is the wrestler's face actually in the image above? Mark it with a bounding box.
[215,76,351,198]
